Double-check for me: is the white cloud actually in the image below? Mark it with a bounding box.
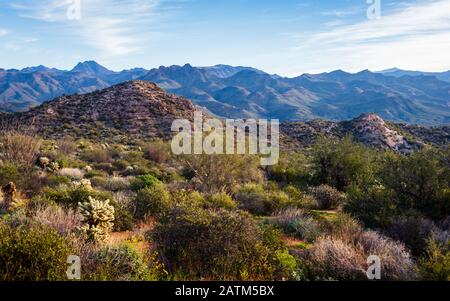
[0,28,9,36]
[289,0,450,74]
[11,0,162,57]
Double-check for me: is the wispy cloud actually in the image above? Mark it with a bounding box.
[10,0,163,57]
[0,28,9,36]
[290,0,450,73]
[321,6,364,18]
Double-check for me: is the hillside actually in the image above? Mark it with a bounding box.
[1,62,450,125]
[1,81,446,153]
[0,81,196,140]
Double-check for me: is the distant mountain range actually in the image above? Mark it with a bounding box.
[1,61,450,125]
[2,80,447,150]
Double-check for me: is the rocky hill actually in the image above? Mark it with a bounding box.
[281,113,426,153]
[0,81,197,140]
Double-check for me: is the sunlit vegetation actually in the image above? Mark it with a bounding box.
[0,131,448,281]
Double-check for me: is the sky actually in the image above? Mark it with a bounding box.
[0,0,450,76]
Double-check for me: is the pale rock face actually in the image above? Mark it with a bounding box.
[349,114,420,153]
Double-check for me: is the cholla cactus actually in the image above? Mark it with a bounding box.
[73,179,93,190]
[37,157,50,169]
[47,161,60,172]
[78,196,115,243]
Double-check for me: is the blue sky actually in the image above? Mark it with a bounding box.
[1,0,450,76]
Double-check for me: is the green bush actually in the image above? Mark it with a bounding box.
[344,185,398,228]
[130,174,160,191]
[235,184,293,216]
[311,136,374,191]
[0,224,72,281]
[206,192,237,210]
[88,244,156,281]
[149,207,289,280]
[378,149,449,220]
[0,162,23,187]
[308,185,346,210]
[418,238,450,281]
[134,184,171,220]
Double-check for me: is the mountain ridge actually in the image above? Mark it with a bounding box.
[1,61,450,125]
[1,80,447,151]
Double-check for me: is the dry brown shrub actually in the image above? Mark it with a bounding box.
[182,154,263,194]
[32,205,82,236]
[0,130,42,167]
[57,137,78,156]
[307,230,417,281]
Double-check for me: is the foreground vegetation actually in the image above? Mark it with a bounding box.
[0,131,448,281]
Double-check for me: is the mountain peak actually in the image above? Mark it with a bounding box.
[71,61,114,75]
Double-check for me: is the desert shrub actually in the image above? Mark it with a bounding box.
[181,154,263,194]
[31,204,82,236]
[57,168,85,180]
[235,184,292,216]
[85,169,108,178]
[90,176,108,189]
[171,189,205,207]
[112,159,129,171]
[78,196,115,243]
[104,177,130,192]
[311,136,374,191]
[150,207,289,280]
[0,224,72,281]
[206,192,237,210]
[0,162,23,187]
[270,208,319,242]
[304,230,416,281]
[418,238,450,281]
[112,202,133,232]
[308,185,346,210]
[282,185,316,209]
[88,244,156,281]
[92,163,115,175]
[0,130,42,167]
[41,184,112,208]
[235,184,270,215]
[57,137,77,155]
[80,148,112,163]
[327,213,363,239]
[268,152,312,187]
[378,149,449,219]
[143,141,169,164]
[134,184,171,220]
[384,216,439,256]
[344,185,398,228]
[130,174,160,191]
